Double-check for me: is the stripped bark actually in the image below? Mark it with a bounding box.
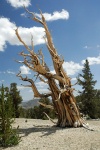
[15,7,88,128]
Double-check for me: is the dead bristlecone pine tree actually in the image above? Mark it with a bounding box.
[15,7,89,128]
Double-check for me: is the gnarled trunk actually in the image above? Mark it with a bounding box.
[15,7,87,128]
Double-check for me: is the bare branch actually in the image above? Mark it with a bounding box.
[19,51,31,57]
[21,84,32,87]
[31,34,34,52]
[38,49,44,66]
[17,71,41,97]
[15,7,87,128]
[38,102,54,109]
[34,73,39,82]
[15,28,31,52]
[43,112,56,124]
[39,76,48,84]
[24,6,44,25]
[40,92,52,98]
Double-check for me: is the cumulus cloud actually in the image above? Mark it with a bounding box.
[6,0,31,8]
[36,81,48,88]
[63,61,83,75]
[17,85,26,90]
[0,17,16,51]
[35,80,50,94]
[38,88,49,93]
[81,55,100,65]
[0,17,45,51]
[71,78,77,81]
[16,26,45,46]
[50,61,83,76]
[20,65,31,74]
[34,9,69,21]
[17,85,32,91]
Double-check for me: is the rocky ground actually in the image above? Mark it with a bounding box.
[1,118,100,150]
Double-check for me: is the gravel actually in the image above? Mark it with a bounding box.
[2,118,100,150]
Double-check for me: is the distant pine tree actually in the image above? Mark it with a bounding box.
[10,83,22,118]
[0,85,20,147]
[22,98,56,120]
[77,59,97,118]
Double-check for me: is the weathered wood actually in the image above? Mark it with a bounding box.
[15,7,87,128]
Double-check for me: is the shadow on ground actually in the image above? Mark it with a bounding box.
[18,125,66,137]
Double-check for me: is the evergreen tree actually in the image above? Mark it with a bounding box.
[38,98,56,120]
[22,98,56,120]
[10,83,22,118]
[32,98,56,120]
[0,85,20,147]
[94,90,100,118]
[19,106,27,118]
[77,59,97,118]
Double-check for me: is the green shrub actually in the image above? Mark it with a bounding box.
[0,85,20,147]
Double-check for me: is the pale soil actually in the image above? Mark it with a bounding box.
[1,118,100,150]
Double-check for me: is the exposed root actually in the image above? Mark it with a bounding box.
[82,123,94,131]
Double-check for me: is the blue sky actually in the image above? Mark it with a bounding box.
[0,0,100,101]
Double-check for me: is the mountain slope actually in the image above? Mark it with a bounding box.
[20,99,40,109]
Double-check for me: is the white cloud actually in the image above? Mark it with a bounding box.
[35,81,50,94]
[16,26,45,46]
[0,17,16,51]
[84,44,100,50]
[50,70,56,74]
[0,71,6,74]
[63,61,83,75]
[97,45,100,48]
[7,0,31,8]
[20,65,31,74]
[38,88,49,93]
[0,80,5,83]
[17,85,32,91]
[50,61,83,76]
[71,78,77,81]
[83,46,88,49]
[20,12,27,17]
[36,81,48,88]
[81,55,100,65]
[0,17,45,51]
[83,45,92,49]
[35,9,69,21]
[0,70,15,74]
[17,85,26,90]
[29,89,32,93]
[7,70,15,74]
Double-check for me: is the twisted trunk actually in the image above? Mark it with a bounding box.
[47,78,83,127]
[15,7,88,128]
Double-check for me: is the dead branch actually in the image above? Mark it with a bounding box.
[39,76,48,84]
[31,34,34,52]
[43,112,56,124]
[21,84,31,87]
[24,6,45,26]
[15,7,88,128]
[15,28,33,54]
[38,102,54,109]
[16,71,41,97]
[37,49,45,66]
